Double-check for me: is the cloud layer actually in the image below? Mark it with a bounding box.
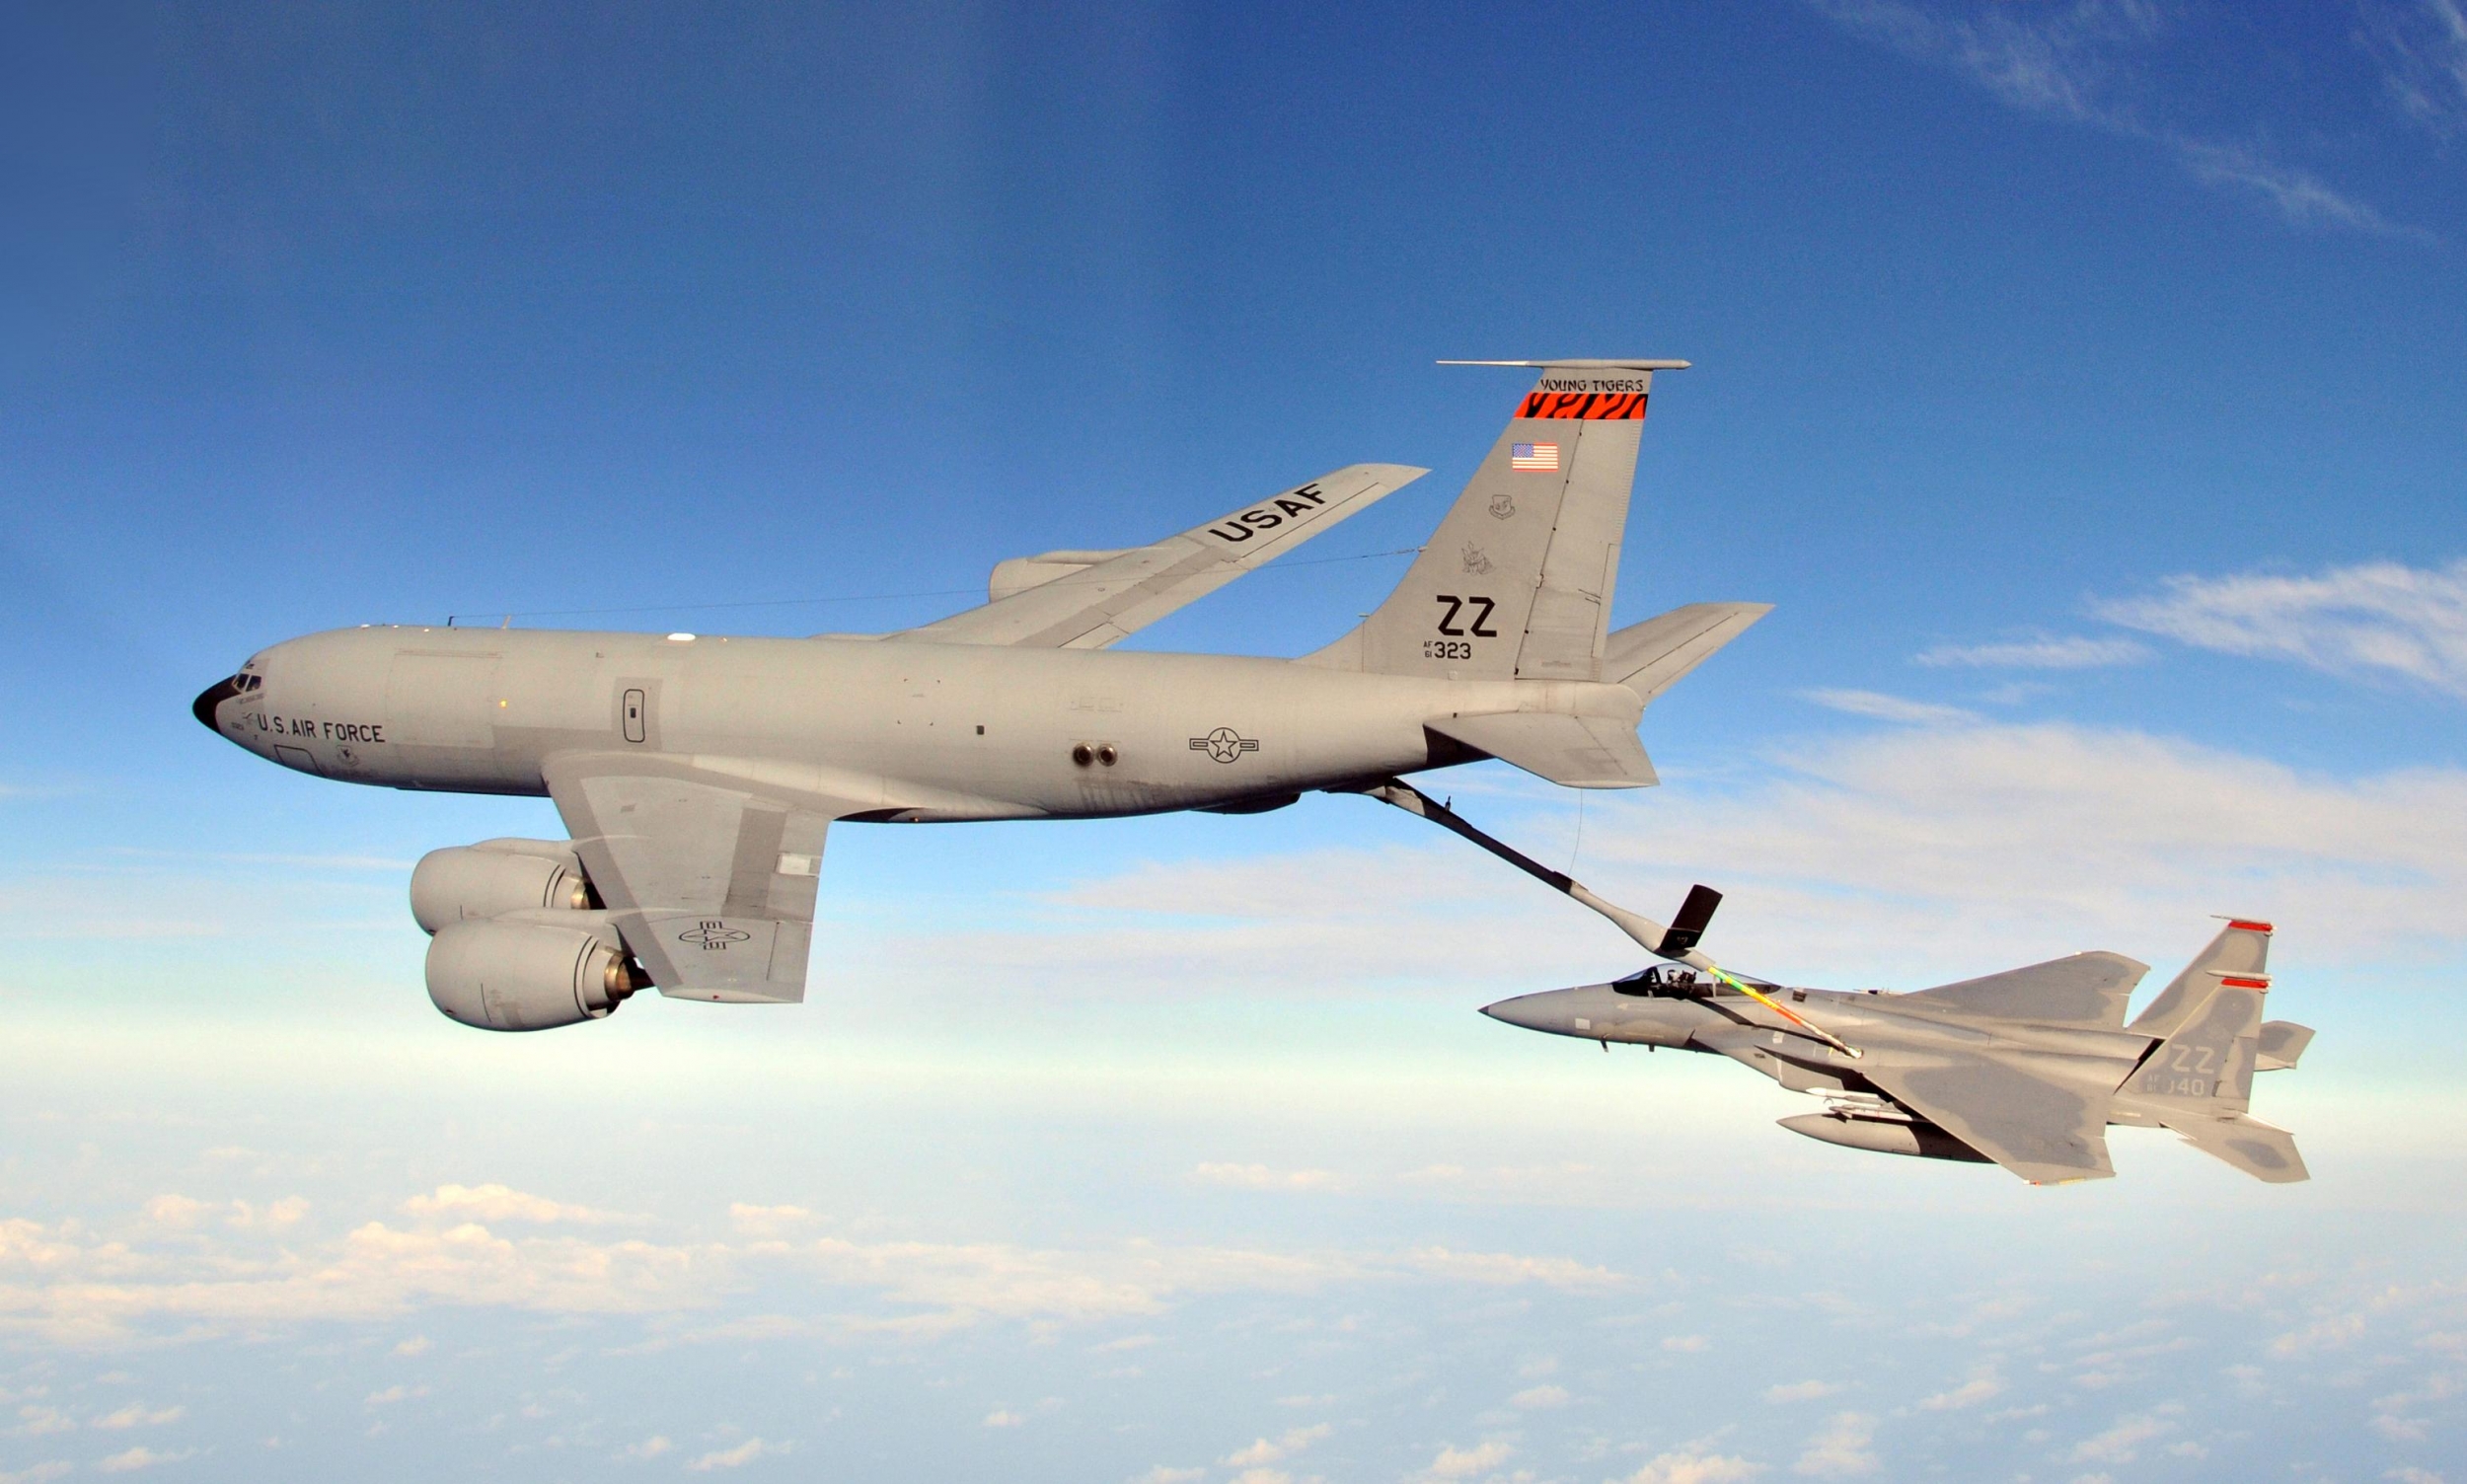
[2095,557,2467,698]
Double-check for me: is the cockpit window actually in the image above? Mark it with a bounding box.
[1613,965,1710,998]
[236,673,262,691]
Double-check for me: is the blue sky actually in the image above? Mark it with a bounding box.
[3,3,2465,1481]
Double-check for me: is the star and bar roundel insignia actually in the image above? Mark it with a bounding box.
[679,920,752,950]
[1189,727,1260,764]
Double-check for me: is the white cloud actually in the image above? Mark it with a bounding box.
[2095,558,2467,697]
[140,1195,209,1228]
[1132,1469,1204,1484]
[1664,1334,1710,1352]
[364,1384,427,1406]
[401,1184,617,1224]
[1917,1373,2003,1410]
[2271,1312,2368,1357]
[2359,0,2467,137]
[1808,0,2420,235]
[1916,635,2150,669]
[95,1448,193,1474]
[1190,1163,1345,1192]
[686,1438,789,1470]
[1418,1439,1514,1479]
[1619,1454,1765,1484]
[0,1186,1641,1349]
[1762,1380,1840,1404]
[1508,1383,1567,1409]
[1792,1411,1878,1476]
[1224,1423,1329,1465]
[91,1404,183,1430]
[617,1436,672,1460]
[12,1406,73,1437]
[982,1410,1024,1428]
[1801,689,1977,725]
[2386,1466,2448,1484]
[1586,719,2467,974]
[392,1335,430,1357]
[0,1464,72,1484]
[2070,1410,2174,1462]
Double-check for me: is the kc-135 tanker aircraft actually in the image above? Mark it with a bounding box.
[1358,781,2316,1186]
[194,360,1769,1032]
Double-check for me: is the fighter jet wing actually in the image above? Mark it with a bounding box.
[1899,951,2149,1028]
[884,464,1427,649]
[1855,1051,2118,1185]
[540,752,862,1004]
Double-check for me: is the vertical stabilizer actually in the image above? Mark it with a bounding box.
[2129,919,2272,1038]
[1303,360,1685,680]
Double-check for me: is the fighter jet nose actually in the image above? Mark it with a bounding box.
[1478,994,1554,1033]
[191,676,241,732]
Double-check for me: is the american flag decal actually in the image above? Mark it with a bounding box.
[1510,442,1560,472]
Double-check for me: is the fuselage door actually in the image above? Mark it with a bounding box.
[623,688,647,744]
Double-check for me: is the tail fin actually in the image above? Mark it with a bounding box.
[2120,977,2310,1183]
[2127,918,2272,1037]
[2127,981,2266,1114]
[1303,360,1686,679]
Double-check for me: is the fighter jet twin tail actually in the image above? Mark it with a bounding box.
[195,360,2311,1186]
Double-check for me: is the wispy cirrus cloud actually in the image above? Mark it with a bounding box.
[1808,0,2426,238]
[2358,0,2467,138]
[1915,634,2150,669]
[2093,557,2467,696]
[1802,688,1979,724]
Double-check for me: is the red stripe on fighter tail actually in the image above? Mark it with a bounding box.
[2218,976,2272,989]
[2226,920,2275,932]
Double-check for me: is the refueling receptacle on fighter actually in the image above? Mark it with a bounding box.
[194,361,1770,1031]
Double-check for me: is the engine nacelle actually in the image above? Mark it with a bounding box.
[425,913,643,1031]
[411,839,593,934]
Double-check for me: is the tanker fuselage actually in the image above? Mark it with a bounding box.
[196,626,1644,819]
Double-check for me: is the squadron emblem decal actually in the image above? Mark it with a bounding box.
[679,921,752,950]
[1190,727,1260,764]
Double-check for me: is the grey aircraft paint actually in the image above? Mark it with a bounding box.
[193,362,1770,1031]
[1358,780,2314,1186]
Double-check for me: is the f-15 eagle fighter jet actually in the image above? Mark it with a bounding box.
[193,361,1769,1031]
[1362,781,2315,1187]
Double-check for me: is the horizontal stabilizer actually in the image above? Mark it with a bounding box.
[1607,603,1774,702]
[2258,1019,2314,1072]
[2158,1111,2309,1183]
[1427,712,1658,789]
[1903,951,2149,1028]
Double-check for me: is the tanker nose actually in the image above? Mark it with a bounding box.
[191,676,242,732]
